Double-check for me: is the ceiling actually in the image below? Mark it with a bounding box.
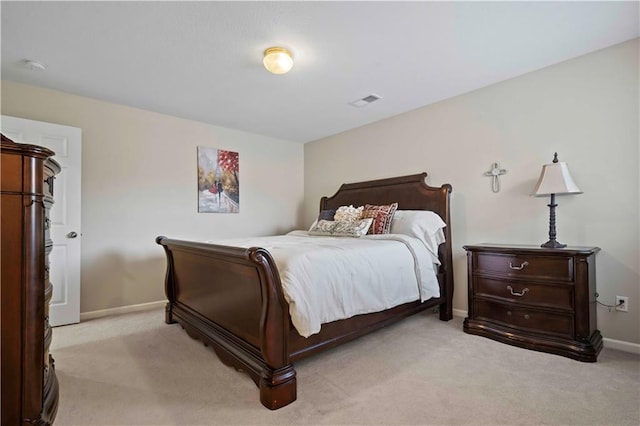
[1,2,638,144]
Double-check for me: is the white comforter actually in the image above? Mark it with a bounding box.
[207,231,440,337]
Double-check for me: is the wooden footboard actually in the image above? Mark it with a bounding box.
[156,172,454,410]
[155,237,297,409]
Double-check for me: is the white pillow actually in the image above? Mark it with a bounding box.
[309,218,373,237]
[390,210,446,264]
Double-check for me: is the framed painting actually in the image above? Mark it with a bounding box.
[197,147,239,213]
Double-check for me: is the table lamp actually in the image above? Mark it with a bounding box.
[532,153,582,248]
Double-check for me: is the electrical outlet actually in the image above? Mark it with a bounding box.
[615,296,629,312]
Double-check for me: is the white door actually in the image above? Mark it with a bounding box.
[1,115,81,326]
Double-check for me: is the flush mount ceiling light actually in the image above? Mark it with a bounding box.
[263,47,293,75]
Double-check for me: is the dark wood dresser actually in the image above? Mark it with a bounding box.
[1,134,61,425]
[463,243,602,362]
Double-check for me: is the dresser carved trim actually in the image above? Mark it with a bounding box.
[1,133,61,425]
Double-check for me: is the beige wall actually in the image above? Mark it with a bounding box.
[2,40,638,345]
[304,40,640,344]
[1,81,304,314]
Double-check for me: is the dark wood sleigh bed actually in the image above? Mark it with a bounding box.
[156,173,454,410]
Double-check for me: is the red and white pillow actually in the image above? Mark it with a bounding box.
[361,203,398,235]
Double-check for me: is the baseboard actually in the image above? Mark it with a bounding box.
[452,308,639,355]
[603,337,640,355]
[452,308,467,318]
[80,300,165,322]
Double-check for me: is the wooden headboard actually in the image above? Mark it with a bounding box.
[319,173,451,225]
[319,172,454,318]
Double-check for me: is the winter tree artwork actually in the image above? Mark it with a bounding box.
[197,147,239,213]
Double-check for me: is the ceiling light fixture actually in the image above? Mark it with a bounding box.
[263,47,293,75]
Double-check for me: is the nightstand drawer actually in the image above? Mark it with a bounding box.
[475,252,573,282]
[475,277,573,311]
[475,300,573,338]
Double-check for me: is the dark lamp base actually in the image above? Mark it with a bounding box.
[541,240,567,249]
[542,193,567,249]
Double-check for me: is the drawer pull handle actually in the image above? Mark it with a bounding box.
[524,314,530,320]
[507,285,529,297]
[508,261,529,270]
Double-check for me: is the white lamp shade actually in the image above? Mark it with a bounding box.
[532,161,582,196]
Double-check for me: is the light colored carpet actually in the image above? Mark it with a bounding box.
[51,309,639,425]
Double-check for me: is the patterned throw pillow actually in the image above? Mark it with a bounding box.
[309,218,373,237]
[362,203,399,234]
[333,205,364,223]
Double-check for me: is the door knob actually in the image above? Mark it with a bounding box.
[67,231,78,238]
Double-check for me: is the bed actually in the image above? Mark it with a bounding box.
[156,173,453,410]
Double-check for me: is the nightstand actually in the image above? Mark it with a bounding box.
[463,244,602,362]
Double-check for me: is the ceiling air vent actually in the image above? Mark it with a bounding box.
[349,94,382,108]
